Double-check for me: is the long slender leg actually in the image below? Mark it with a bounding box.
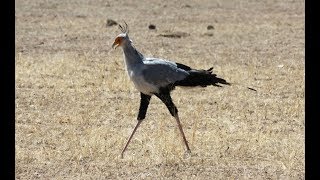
[155,93,191,153]
[121,120,142,158]
[174,113,191,153]
[121,93,151,158]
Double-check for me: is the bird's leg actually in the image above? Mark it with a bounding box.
[121,93,151,158]
[174,113,191,153]
[137,93,152,121]
[155,93,191,153]
[121,120,142,158]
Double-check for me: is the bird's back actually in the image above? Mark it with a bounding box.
[142,58,189,88]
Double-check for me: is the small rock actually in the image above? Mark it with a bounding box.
[182,4,192,8]
[106,19,118,27]
[148,24,156,30]
[207,25,214,30]
[76,15,86,18]
[204,32,213,36]
[158,32,189,38]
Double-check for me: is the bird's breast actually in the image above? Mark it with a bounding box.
[127,68,158,95]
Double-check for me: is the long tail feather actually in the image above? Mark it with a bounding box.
[175,67,230,87]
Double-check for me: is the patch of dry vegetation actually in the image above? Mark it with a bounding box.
[16,0,304,179]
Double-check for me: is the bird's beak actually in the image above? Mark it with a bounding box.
[112,42,119,49]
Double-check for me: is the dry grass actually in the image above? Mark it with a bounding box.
[16,0,304,179]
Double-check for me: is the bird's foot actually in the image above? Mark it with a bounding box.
[183,149,192,159]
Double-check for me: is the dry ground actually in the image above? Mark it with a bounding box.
[15,0,304,179]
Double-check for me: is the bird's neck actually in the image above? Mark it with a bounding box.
[122,42,144,69]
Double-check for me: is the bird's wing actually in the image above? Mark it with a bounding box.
[142,58,189,88]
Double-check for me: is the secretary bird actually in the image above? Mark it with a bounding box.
[112,22,230,158]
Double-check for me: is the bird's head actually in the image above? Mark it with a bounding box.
[112,22,131,49]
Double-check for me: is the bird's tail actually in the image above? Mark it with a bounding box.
[175,67,231,87]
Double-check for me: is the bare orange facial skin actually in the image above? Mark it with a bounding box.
[112,37,123,49]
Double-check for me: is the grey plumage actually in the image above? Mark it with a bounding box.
[112,31,229,95]
[142,58,189,88]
